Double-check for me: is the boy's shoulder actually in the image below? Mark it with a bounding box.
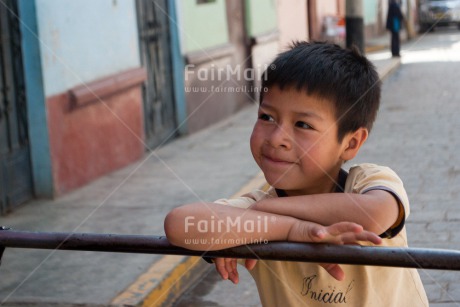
[346,163,405,192]
[348,163,396,174]
[346,163,407,203]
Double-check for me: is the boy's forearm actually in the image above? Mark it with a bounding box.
[251,190,399,235]
[164,203,298,250]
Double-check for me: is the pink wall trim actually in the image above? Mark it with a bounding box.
[47,85,145,196]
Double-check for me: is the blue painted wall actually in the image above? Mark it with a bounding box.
[17,0,53,197]
[16,0,189,197]
[168,0,187,135]
[35,0,141,96]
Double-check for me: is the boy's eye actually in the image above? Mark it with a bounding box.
[295,121,312,129]
[258,113,274,122]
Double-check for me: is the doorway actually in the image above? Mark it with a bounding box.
[0,0,33,214]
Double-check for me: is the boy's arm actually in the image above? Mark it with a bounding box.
[165,202,294,250]
[252,164,407,237]
[164,202,381,250]
[250,190,399,236]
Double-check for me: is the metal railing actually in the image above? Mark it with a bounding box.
[1,227,460,270]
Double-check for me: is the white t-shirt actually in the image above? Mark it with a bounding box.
[215,164,428,307]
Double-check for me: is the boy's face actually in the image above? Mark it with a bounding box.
[250,86,349,196]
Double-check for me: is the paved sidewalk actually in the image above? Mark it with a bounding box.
[0,52,401,306]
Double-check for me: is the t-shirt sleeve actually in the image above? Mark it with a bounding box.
[345,163,409,238]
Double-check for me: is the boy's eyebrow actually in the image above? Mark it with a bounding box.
[260,102,324,120]
[293,111,324,120]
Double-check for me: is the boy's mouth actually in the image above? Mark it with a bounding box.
[261,153,296,165]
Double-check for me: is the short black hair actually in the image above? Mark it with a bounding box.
[260,41,381,142]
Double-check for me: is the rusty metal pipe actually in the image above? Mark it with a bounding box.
[0,228,459,270]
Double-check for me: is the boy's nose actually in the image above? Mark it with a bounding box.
[267,125,292,150]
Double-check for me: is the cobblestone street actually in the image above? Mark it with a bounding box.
[361,28,460,306]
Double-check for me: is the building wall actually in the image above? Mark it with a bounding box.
[19,0,409,198]
[308,0,394,43]
[18,0,53,198]
[36,0,140,96]
[308,0,341,40]
[314,0,341,17]
[245,0,279,98]
[180,0,229,53]
[47,84,144,194]
[179,0,267,133]
[364,0,384,37]
[276,0,309,50]
[245,0,278,36]
[35,0,145,195]
[364,0,379,25]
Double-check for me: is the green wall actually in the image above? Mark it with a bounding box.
[364,0,378,25]
[182,0,229,53]
[245,0,277,37]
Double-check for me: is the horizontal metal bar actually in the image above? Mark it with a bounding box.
[0,229,460,270]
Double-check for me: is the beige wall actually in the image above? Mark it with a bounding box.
[309,0,342,40]
[276,0,309,50]
[315,0,340,17]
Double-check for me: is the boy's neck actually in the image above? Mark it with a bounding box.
[276,168,348,197]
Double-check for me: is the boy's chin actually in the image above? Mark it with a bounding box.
[266,181,297,193]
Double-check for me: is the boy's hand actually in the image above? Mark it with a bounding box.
[212,221,380,283]
[214,258,258,284]
[288,221,382,281]
[288,220,382,245]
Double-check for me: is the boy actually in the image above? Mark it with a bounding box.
[164,42,428,306]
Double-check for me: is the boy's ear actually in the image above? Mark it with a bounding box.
[341,128,368,161]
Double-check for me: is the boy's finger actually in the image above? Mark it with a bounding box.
[214,258,228,280]
[225,258,239,284]
[334,231,382,245]
[327,222,363,236]
[320,263,345,281]
[353,231,382,245]
[231,259,239,283]
[245,259,258,270]
[232,259,238,274]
